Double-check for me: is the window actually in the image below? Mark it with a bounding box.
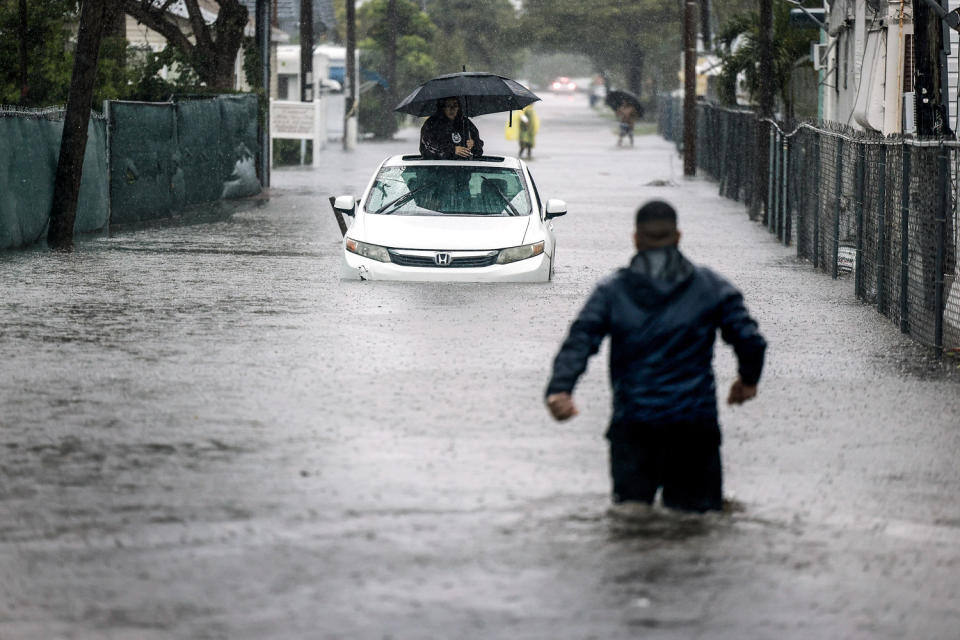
[365,165,532,216]
[278,74,296,100]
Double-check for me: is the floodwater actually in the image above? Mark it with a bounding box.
[2,94,960,639]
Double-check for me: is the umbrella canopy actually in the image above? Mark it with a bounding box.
[605,89,643,112]
[395,72,540,118]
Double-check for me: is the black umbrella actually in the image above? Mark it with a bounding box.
[605,89,643,113]
[395,71,540,118]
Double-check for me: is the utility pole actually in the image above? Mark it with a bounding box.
[256,0,271,187]
[682,0,697,176]
[17,0,27,103]
[913,0,951,135]
[700,0,712,51]
[300,0,313,102]
[385,0,399,136]
[344,0,357,150]
[754,0,774,219]
[48,0,111,250]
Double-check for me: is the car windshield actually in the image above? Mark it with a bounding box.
[364,165,532,216]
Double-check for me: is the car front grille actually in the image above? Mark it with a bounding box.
[387,249,499,268]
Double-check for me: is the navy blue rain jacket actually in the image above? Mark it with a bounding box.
[545,247,766,428]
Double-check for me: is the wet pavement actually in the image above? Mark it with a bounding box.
[2,93,959,639]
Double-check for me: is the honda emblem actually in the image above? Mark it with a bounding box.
[435,252,451,266]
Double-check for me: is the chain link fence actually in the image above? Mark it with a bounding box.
[659,97,960,356]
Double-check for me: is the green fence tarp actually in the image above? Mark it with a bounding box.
[109,95,261,224]
[218,94,260,199]
[0,115,109,250]
[108,102,182,224]
[1,94,260,248]
[177,98,223,205]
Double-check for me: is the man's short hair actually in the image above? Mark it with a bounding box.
[634,200,678,246]
[635,200,677,228]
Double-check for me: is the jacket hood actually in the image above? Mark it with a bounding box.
[621,246,695,308]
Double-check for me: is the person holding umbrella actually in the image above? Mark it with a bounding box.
[606,89,644,147]
[397,72,539,159]
[419,97,484,160]
[616,102,639,147]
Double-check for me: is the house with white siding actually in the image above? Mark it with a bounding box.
[820,0,960,135]
[122,0,289,95]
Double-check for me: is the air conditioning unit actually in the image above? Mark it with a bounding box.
[811,43,829,70]
[902,91,917,134]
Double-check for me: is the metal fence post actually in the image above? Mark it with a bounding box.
[767,125,775,227]
[876,145,888,314]
[813,136,821,269]
[770,128,778,232]
[935,144,948,357]
[900,145,911,333]
[854,142,866,297]
[781,134,789,243]
[785,135,795,247]
[832,138,844,279]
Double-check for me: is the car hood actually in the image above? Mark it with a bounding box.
[355,214,533,250]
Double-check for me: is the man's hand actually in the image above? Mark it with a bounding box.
[454,145,473,158]
[546,392,579,421]
[466,138,475,150]
[727,379,758,405]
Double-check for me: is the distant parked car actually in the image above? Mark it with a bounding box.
[320,78,342,93]
[550,76,577,93]
[334,154,567,282]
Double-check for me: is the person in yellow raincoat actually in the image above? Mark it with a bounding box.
[505,104,539,159]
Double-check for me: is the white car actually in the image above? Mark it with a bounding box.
[550,76,577,93]
[335,154,567,282]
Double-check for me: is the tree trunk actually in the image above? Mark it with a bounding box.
[700,0,712,51]
[106,0,127,68]
[122,0,248,91]
[17,0,28,103]
[48,0,110,251]
[626,47,644,98]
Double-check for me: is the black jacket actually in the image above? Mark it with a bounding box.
[419,113,484,160]
[546,246,766,429]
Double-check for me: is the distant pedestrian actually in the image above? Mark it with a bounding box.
[506,104,539,159]
[616,103,638,147]
[589,74,606,108]
[545,200,767,513]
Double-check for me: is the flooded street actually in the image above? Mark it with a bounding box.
[2,94,960,639]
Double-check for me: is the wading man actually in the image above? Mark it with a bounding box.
[545,200,766,512]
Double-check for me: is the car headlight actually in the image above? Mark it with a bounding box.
[496,241,544,264]
[345,238,391,262]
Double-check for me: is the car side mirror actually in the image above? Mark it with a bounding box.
[333,194,356,216]
[545,198,567,220]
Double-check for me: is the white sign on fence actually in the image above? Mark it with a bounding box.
[269,98,327,167]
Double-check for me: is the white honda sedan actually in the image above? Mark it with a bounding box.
[334,154,566,282]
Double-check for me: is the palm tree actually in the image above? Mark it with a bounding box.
[715,2,817,122]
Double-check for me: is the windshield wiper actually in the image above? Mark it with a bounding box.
[481,176,520,216]
[375,182,433,214]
